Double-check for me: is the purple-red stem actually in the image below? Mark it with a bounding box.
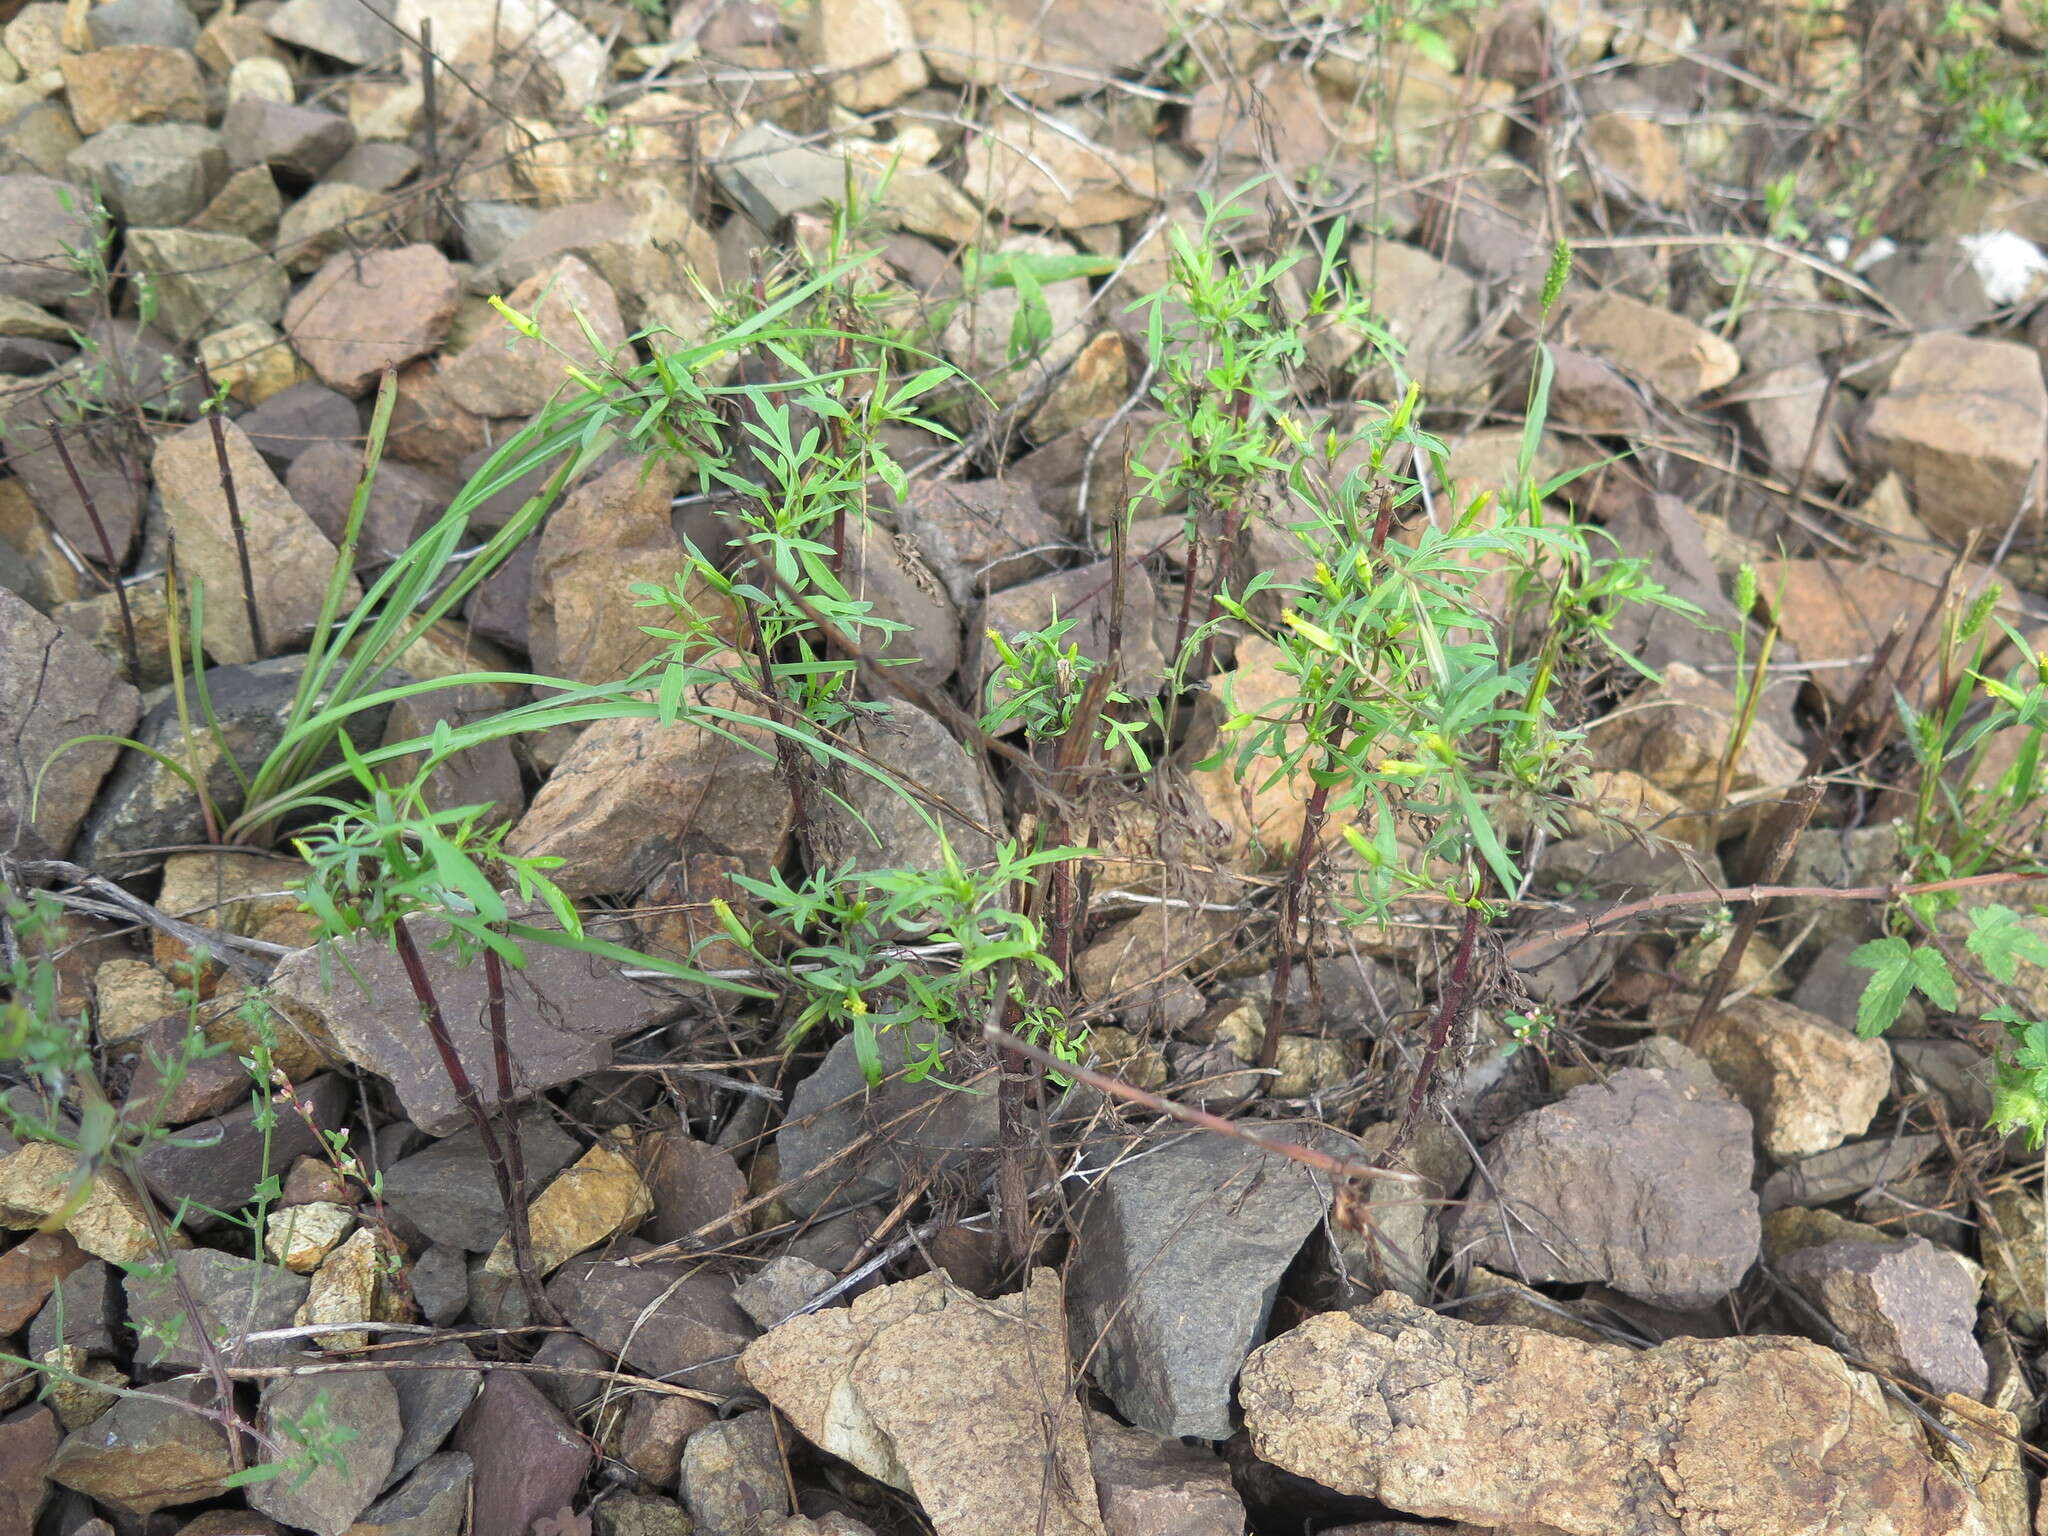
[1389,905,1482,1156]
[1258,713,1349,1073]
[205,408,265,658]
[49,422,140,680]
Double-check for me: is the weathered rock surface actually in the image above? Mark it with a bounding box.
[1688,995,1892,1160]
[1779,1236,1989,1400]
[1240,1292,2005,1536]
[269,917,668,1134]
[439,255,627,418]
[743,1268,1106,1536]
[282,244,460,396]
[453,1372,590,1536]
[547,1254,753,1395]
[526,453,687,683]
[1450,1069,1760,1309]
[1086,1410,1245,1536]
[483,1133,649,1276]
[350,1451,472,1536]
[124,1248,308,1370]
[810,700,1003,875]
[382,1108,579,1251]
[679,1412,789,1536]
[248,1369,402,1535]
[0,588,140,860]
[1068,1128,1344,1439]
[48,1379,233,1515]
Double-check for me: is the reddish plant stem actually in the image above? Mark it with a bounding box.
[483,944,555,1324]
[48,423,140,680]
[391,920,556,1322]
[204,407,265,657]
[1259,711,1350,1073]
[1388,904,1482,1157]
[1191,497,1244,681]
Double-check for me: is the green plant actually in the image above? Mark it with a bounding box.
[982,617,1152,768]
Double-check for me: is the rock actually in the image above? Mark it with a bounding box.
[1861,333,2047,544]
[811,700,1003,876]
[890,478,1062,605]
[86,0,198,49]
[407,1244,468,1326]
[27,1254,117,1357]
[1241,1292,2004,1536]
[139,1073,351,1230]
[65,121,223,225]
[125,1248,308,1370]
[227,54,297,105]
[349,1451,471,1536]
[1688,995,1892,1160]
[377,1341,480,1488]
[453,1372,590,1536]
[297,1225,407,1350]
[483,1134,649,1277]
[382,1111,578,1253]
[0,1142,161,1265]
[387,357,486,468]
[238,379,361,469]
[504,685,792,900]
[1563,290,1740,403]
[190,163,284,240]
[1983,1189,2044,1334]
[778,1020,1000,1217]
[1779,1237,1989,1399]
[1068,1128,1343,1439]
[48,1379,233,1515]
[0,392,146,561]
[1582,111,1686,206]
[285,440,452,567]
[1351,237,1485,399]
[153,416,353,662]
[1761,1131,1942,1215]
[58,46,205,136]
[0,589,139,860]
[125,228,290,340]
[248,1369,402,1535]
[262,1200,354,1272]
[1333,1121,1469,1305]
[962,105,1163,228]
[938,232,1090,407]
[0,1231,84,1334]
[200,318,308,405]
[392,0,606,123]
[1740,359,1853,488]
[612,1391,713,1488]
[710,121,980,246]
[221,94,354,177]
[1451,1069,1760,1309]
[326,140,420,191]
[282,244,460,397]
[734,1255,836,1329]
[637,1130,746,1248]
[680,1412,789,1536]
[799,0,926,109]
[275,181,397,274]
[527,452,686,682]
[596,1492,692,1536]
[1586,661,1804,818]
[841,517,960,688]
[269,915,669,1135]
[1086,1411,1243,1536]
[266,0,399,65]
[0,1405,56,1531]
[546,1255,753,1395]
[745,1269,1105,1536]
[439,254,626,418]
[0,173,95,307]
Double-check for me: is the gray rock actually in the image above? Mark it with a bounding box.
[530,1329,611,1417]
[285,439,455,568]
[238,379,361,469]
[249,1368,403,1535]
[0,334,70,374]
[777,1020,999,1217]
[1451,1068,1760,1310]
[547,1256,753,1395]
[454,200,539,267]
[324,140,419,191]
[350,1451,471,1536]
[680,1412,788,1536]
[710,120,854,230]
[29,1260,121,1357]
[453,1372,590,1536]
[0,174,96,307]
[124,227,290,341]
[270,919,669,1136]
[407,1244,469,1327]
[0,588,140,860]
[382,1110,579,1252]
[1779,1237,1989,1400]
[1086,1410,1245,1536]
[123,1249,309,1371]
[1068,1127,1346,1439]
[842,517,960,690]
[640,1130,747,1247]
[810,699,1002,875]
[47,1378,233,1516]
[1759,1133,1941,1213]
[265,0,399,64]
[733,1255,836,1329]
[220,95,355,179]
[0,390,146,558]
[85,0,197,50]
[379,1340,481,1488]
[76,655,392,876]
[139,1072,352,1231]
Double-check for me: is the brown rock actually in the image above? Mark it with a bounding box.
[189,163,284,241]
[528,453,689,682]
[439,255,628,418]
[1086,1410,1244,1536]
[1861,332,2047,544]
[284,439,455,568]
[1780,1237,1989,1400]
[387,357,487,468]
[1586,660,1804,817]
[153,417,354,662]
[0,1141,164,1266]
[890,477,1062,605]
[0,1405,58,1533]
[639,1130,748,1246]
[275,181,398,274]
[743,1269,1105,1536]
[0,1231,86,1334]
[0,588,141,860]
[1582,111,1687,207]
[58,45,205,136]
[453,1373,590,1536]
[612,1392,713,1490]
[0,173,97,307]
[200,318,308,405]
[972,558,1167,712]
[548,1257,754,1395]
[483,1134,650,1277]
[1688,995,1892,1160]
[1241,1293,1997,1536]
[962,105,1163,228]
[49,1379,232,1515]
[1739,360,1852,488]
[1564,290,1740,402]
[283,244,461,397]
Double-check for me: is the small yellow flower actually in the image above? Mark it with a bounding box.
[487,295,540,339]
[844,993,868,1016]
